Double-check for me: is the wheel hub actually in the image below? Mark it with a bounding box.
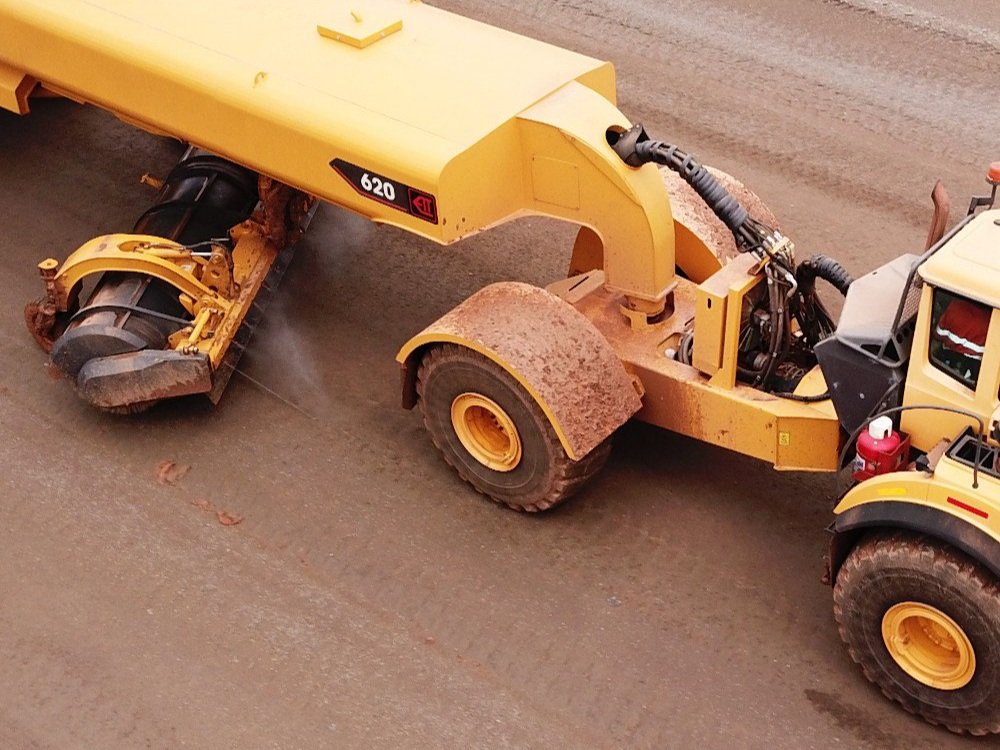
[450,393,522,472]
[881,602,976,690]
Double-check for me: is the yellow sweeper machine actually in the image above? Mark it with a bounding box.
[3,0,1000,733]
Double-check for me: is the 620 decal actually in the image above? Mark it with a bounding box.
[330,158,438,225]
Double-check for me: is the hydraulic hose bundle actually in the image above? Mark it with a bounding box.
[610,124,852,391]
[795,255,851,345]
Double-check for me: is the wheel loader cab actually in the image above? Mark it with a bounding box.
[901,209,1000,451]
[927,291,989,389]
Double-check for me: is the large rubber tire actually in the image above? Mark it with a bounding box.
[834,531,1000,734]
[416,344,611,512]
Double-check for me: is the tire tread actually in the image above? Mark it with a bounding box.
[416,344,610,512]
[833,530,1000,735]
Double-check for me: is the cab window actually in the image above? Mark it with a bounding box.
[928,288,991,390]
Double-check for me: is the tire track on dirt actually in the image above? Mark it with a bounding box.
[823,0,1000,53]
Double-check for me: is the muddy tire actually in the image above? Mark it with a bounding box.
[416,344,610,512]
[833,531,1000,734]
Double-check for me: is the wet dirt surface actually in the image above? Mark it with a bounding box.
[1,1,998,748]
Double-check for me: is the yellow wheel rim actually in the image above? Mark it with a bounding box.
[450,393,522,472]
[881,602,976,690]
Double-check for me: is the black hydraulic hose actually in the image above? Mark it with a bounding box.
[624,127,790,387]
[796,255,853,296]
[759,274,792,387]
[793,254,851,347]
[610,124,770,251]
[611,124,832,392]
[634,141,750,240]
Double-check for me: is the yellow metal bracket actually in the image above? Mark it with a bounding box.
[205,228,277,367]
[317,9,403,49]
[0,60,36,114]
[45,229,284,368]
[691,253,763,388]
[39,233,252,366]
[44,234,228,310]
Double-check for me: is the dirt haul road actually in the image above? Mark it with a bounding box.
[0,1,997,748]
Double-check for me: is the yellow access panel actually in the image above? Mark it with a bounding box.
[0,0,618,244]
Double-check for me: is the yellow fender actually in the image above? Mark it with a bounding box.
[397,282,643,461]
[829,464,1000,583]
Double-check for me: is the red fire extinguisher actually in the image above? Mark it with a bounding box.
[853,416,911,482]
